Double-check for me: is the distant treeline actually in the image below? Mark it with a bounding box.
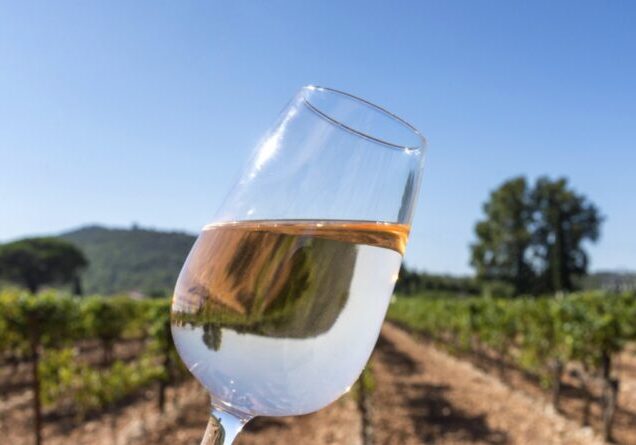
[395,266,481,296]
[582,271,636,293]
[395,266,636,298]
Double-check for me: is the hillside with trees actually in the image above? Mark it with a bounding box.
[59,226,195,295]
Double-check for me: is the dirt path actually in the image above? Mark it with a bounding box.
[369,323,606,445]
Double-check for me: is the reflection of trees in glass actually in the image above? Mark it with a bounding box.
[172,235,358,350]
[203,324,222,351]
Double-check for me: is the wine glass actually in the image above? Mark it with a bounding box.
[171,85,426,444]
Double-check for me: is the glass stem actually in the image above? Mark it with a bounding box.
[200,406,251,445]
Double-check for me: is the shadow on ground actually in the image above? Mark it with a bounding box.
[244,416,288,433]
[376,336,509,445]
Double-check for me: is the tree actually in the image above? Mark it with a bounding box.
[0,238,87,294]
[395,265,481,296]
[471,177,535,295]
[471,176,603,295]
[531,177,603,292]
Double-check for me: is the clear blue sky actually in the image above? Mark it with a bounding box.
[1,1,635,274]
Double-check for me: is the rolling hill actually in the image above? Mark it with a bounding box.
[60,225,196,295]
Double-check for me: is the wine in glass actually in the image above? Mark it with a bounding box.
[171,86,426,444]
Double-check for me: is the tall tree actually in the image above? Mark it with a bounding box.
[531,177,602,292]
[471,177,535,294]
[0,238,88,293]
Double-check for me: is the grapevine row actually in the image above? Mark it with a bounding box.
[387,291,636,442]
[0,290,183,445]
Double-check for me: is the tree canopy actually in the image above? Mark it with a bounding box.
[0,238,88,293]
[531,177,603,293]
[470,177,534,295]
[471,176,603,295]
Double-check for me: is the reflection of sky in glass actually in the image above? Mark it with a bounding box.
[249,105,299,180]
[217,97,417,225]
[172,244,401,417]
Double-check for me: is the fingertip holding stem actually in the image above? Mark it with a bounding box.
[200,406,252,445]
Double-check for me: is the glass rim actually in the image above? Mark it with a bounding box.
[301,85,427,152]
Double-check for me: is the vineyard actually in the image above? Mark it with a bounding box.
[387,291,636,442]
[0,290,183,445]
[2,289,636,444]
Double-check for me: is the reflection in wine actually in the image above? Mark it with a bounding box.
[171,220,407,416]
